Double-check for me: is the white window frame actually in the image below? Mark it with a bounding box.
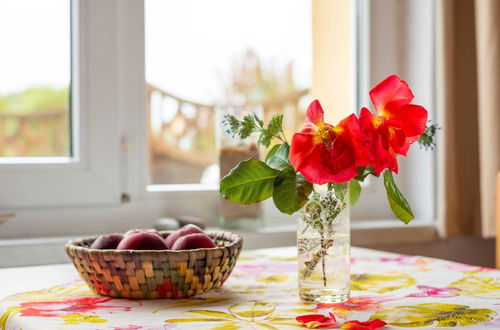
[0,0,122,208]
[350,0,436,224]
[0,0,437,241]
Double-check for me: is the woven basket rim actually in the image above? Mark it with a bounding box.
[65,230,243,254]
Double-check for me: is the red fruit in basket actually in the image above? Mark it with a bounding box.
[117,232,168,250]
[124,228,162,238]
[90,233,124,249]
[172,233,216,250]
[165,224,203,249]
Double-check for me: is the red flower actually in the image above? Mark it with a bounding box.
[290,100,368,184]
[340,319,387,330]
[19,297,134,317]
[359,75,428,175]
[296,312,338,328]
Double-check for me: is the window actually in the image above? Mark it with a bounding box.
[0,0,436,240]
[0,0,122,209]
[145,0,312,187]
[0,0,71,159]
[351,0,436,223]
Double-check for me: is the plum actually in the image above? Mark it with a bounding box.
[90,233,124,249]
[124,228,162,238]
[165,224,203,249]
[117,232,168,250]
[171,233,216,250]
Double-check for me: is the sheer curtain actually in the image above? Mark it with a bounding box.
[437,0,500,238]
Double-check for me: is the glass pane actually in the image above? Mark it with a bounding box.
[146,0,312,185]
[0,0,71,158]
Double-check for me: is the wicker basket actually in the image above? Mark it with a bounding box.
[65,231,243,299]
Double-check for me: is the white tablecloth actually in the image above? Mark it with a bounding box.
[0,246,499,329]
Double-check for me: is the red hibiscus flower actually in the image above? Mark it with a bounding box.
[290,100,368,184]
[359,75,428,175]
[296,312,338,328]
[19,297,134,317]
[339,319,387,330]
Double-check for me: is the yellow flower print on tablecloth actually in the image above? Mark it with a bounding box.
[0,306,24,329]
[370,303,496,327]
[152,297,231,313]
[257,274,293,283]
[215,285,268,295]
[61,313,107,325]
[4,282,94,302]
[269,256,297,262]
[165,300,311,329]
[351,273,416,293]
[449,276,500,299]
[237,253,265,262]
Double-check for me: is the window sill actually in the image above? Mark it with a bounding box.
[0,220,438,268]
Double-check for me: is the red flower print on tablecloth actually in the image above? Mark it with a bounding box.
[445,262,496,273]
[406,285,461,298]
[19,297,138,317]
[296,313,386,329]
[236,262,297,274]
[339,319,387,330]
[378,256,431,266]
[296,312,338,328]
[315,296,397,318]
[97,325,175,330]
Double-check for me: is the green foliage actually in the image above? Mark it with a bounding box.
[220,143,311,215]
[258,114,283,147]
[0,86,69,115]
[383,170,414,224]
[0,86,70,157]
[418,122,440,150]
[327,182,348,201]
[265,144,281,163]
[272,169,313,215]
[349,179,361,206]
[223,113,286,147]
[300,191,346,234]
[223,115,243,137]
[220,158,278,204]
[265,143,293,170]
[354,166,376,181]
[238,114,259,139]
[224,49,298,104]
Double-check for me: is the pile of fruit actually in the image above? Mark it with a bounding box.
[89,225,216,251]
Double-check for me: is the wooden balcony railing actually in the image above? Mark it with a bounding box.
[0,110,68,157]
[146,83,309,183]
[0,86,309,184]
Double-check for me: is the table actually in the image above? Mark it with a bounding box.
[0,246,499,329]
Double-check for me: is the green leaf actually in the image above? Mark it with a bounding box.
[272,169,313,215]
[349,179,361,206]
[238,114,258,139]
[259,114,283,147]
[220,158,278,204]
[383,170,414,224]
[253,113,263,127]
[327,182,348,202]
[266,143,293,170]
[265,144,281,163]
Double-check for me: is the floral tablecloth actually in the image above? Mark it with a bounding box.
[0,246,499,329]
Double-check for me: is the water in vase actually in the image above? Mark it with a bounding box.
[297,188,350,303]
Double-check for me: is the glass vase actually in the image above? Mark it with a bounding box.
[297,184,350,303]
